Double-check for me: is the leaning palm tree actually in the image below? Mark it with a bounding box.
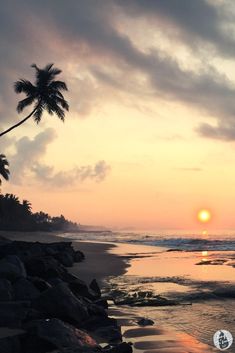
[0,63,69,137]
[0,154,10,185]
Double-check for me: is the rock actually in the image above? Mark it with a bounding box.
[74,250,85,262]
[94,298,108,309]
[83,316,118,331]
[25,318,98,350]
[0,279,13,301]
[137,318,154,326]
[106,342,133,353]
[55,251,74,267]
[0,301,30,327]
[93,326,122,343]
[88,303,107,317]
[90,279,101,298]
[13,278,40,301]
[0,255,26,280]
[25,256,67,280]
[33,282,89,326]
[0,335,21,353]
[28,277,52,292]
[69,278,96,300]
[47,277,64,286]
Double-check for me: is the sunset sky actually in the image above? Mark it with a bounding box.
[1,0,235,230]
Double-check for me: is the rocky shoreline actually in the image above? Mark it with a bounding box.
[0,235,132,353]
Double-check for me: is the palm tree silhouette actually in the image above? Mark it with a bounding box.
[0,63,69,137]
[0,154,10,187]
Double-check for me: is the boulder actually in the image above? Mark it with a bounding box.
[55,251,74,267]
[0,335,21,353]
[0,279,13,301]
[28,277,52,292]
[74,250,85,262]
[94,299,108,309]
[25,256,67,280]
[93,326,122,343]
[0,255,26,280]
[69,278,96,300]
[89,279,101,298]
[25,318,98,350]
[13,278,40,301]
[88,303,107,317]
[0,301,30,327]
[106,342,133,353]
[137,318,154,326]
[33,283,89,326]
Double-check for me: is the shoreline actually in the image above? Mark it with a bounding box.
[0,231,221,352]
[0,231,129,286]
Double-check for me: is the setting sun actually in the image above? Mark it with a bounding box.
[197,209,211,223]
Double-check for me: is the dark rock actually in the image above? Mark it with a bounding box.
[90,279,101,298]
[94,298,108,309]
[25,256,67,280]
[25,318,98,350]
[0,301,30,327]
[84,316,118,330]
[55,251,74,267]
[0,279,13,301]
[13,278,40,301]
[106,342,132,353]
[0,335,21,353]
[93,326,122,343]
[88,303,107,317]
[28,277,52,292]
[137,318,154,326]
[74,250,85,262]
[0,255,26,280]
[33,282,89,326]
[47,277,64,286]
[69,278,96,300]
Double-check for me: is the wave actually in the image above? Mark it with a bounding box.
[60,230,235,251]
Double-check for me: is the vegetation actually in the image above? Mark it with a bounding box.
[0,64,74,232]
[0,63,69,137]
[0,154,10,186]
[0,193,79,232]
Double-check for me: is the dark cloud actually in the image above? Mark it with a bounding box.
[9,129,110,186]
[1,0,235,141]
[115,0,235,58]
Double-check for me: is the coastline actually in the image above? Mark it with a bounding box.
[0,231,221,352]
[0,231,129,286]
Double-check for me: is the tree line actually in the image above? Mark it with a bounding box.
[0,193,79,232]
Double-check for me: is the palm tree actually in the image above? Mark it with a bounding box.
[0,154,10,186]
[0,63,69,137]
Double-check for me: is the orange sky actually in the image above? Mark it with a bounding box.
[1,1,235,230]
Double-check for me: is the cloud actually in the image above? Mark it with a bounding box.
[1,0,235,141]
[32,160,111,187]
[9,129,110,186]
[115,0,235,58]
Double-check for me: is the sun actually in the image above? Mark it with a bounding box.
[197,209,211,223]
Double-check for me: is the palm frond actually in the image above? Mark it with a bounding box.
[14,80,36,96]
[17,96,35,113]
[49,80,68,91]
[54,96,69,111]
[33,103,44,123]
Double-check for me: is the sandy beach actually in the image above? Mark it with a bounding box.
[0,231,223,352]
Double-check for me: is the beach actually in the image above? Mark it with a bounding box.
[0,231,229,352]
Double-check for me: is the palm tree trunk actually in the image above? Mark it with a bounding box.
[0,107,38,137]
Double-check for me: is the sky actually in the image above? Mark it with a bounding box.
[1,0,235,230]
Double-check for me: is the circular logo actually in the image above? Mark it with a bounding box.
[213,330,233,351]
